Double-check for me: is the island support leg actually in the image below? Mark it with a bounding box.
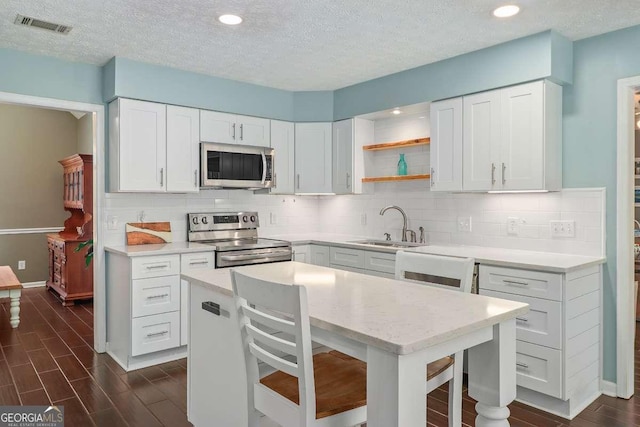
[366,346,426,427]
[9,289,21,328]
[468,320,516,427]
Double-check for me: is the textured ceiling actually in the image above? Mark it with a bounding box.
[1,0,640,91]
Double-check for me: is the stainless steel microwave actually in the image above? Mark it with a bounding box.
[200,142,274,189]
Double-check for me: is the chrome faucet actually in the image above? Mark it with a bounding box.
[380,205,412,242]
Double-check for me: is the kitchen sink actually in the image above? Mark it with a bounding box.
[348,239,426,248]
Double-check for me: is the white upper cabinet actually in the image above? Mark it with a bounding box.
[332,119,354,194]
[110,98,167,192]
[295,122,332,193]
[270,120,295,194]
[463,90,501,191]
[332,118,374,194]
[109,99,200,193]
[166,105,200,193]
[200,110,270,147]
[430,98,463,192]
[462,80,561,191]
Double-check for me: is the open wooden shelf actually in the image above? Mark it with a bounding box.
[362,137,430,151]
[362,174,430,183]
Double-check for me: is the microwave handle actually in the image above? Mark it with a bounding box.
[261,151,267,184]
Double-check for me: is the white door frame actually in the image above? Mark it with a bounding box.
[616,76,640,398]
[0,91,107,353]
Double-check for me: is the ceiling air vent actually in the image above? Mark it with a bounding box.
[14,14,72,35]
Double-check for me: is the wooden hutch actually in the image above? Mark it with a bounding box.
[46,154,93,306]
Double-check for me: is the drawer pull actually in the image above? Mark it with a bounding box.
[189,260,209,265]
[145,264,168,270]
[147,294,169,300]
[516,317,529,322]
[503,279,529,286]
[146,331,169,338]
[516,362,529,369]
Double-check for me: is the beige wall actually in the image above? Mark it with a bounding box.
[0,104,81,282]
[76,113,93,155]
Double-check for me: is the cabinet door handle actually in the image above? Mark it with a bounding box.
[146,331,169,338]
[516,317,529,322]
[491,163,496,185]
[516,362,529,369]
[145,264,168,270]
[296,174,300,190]
[189,260,209,266]
[502,162,506,185]
[232,123,236,139]
[240,124,244,140]
[503,279,528,286]
[430,168,435,187]
[346,172,350,189]
[194,170,198,187]
[147,293,169,300]
[160,168,164,187]
[273,172,277,188]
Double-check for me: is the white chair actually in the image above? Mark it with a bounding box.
[395,251,475,427]
[231,269,367,427]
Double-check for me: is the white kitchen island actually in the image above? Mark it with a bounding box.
[183,262,528,427]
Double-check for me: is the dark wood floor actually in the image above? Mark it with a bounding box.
[1,287,639,426]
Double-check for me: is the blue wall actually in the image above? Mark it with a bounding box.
[333,30,572,120]
[0,48,102,104]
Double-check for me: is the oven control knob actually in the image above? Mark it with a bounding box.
[192,217,199,225]
[250,215,256,222]
[243,215,248,222]
[202,217,208,224]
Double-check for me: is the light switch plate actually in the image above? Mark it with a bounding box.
[270,212,278,225]
[550,220,575,237]
[361,213,367,226]
[107,216,118,230]
[507,217,519,235]
[18,260,25,270]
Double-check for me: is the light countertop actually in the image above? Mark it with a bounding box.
[182,261,528,355]
[267,233,606,273]
[104,242,214,257]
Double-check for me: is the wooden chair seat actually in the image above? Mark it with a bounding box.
[427,356,454,381]
[260,351,367,419]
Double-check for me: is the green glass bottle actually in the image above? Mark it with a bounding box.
[397,153,407,176]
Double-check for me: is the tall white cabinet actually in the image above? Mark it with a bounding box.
[430,98,463,192]
[109,99,200,193]
[294,122,332,193]
[332,118,374,195]
[270,120,295,194]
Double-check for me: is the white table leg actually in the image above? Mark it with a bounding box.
[468,319,516,427]
[366,346,426,427]
[9,289,21,328]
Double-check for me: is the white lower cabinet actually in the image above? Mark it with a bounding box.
[106,250,214,371]
[295,244,397,278]
[479,264,602,419]
[310,245,330,266]
[293,245,310,262]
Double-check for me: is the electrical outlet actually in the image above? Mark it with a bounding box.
[18,260,25,270]
[107,216,118,230]
[270,212,278,225]
[550,220,576,237]
[361,213,367,226]
[457,216,472,233]
[507,217,519,235]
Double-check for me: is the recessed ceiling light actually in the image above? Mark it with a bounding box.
[392,109,402,115]
[219,14,243,25]
[493,5,520,18]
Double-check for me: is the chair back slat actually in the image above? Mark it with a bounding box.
[395,251,474,294]
[247,323,298,357]
[249,342,299,377]
[242,304,296,335]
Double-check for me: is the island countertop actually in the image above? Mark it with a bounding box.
[182,261,528,356]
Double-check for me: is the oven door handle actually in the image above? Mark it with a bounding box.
[261,151,267,184]
[220,250,291,262]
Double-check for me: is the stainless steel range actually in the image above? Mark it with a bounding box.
[187,212,292,268]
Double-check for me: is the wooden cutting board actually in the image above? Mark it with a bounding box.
[126,222,172,245]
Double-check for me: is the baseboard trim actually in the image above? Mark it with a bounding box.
[22,281,46,288]
[601,380,618,397]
